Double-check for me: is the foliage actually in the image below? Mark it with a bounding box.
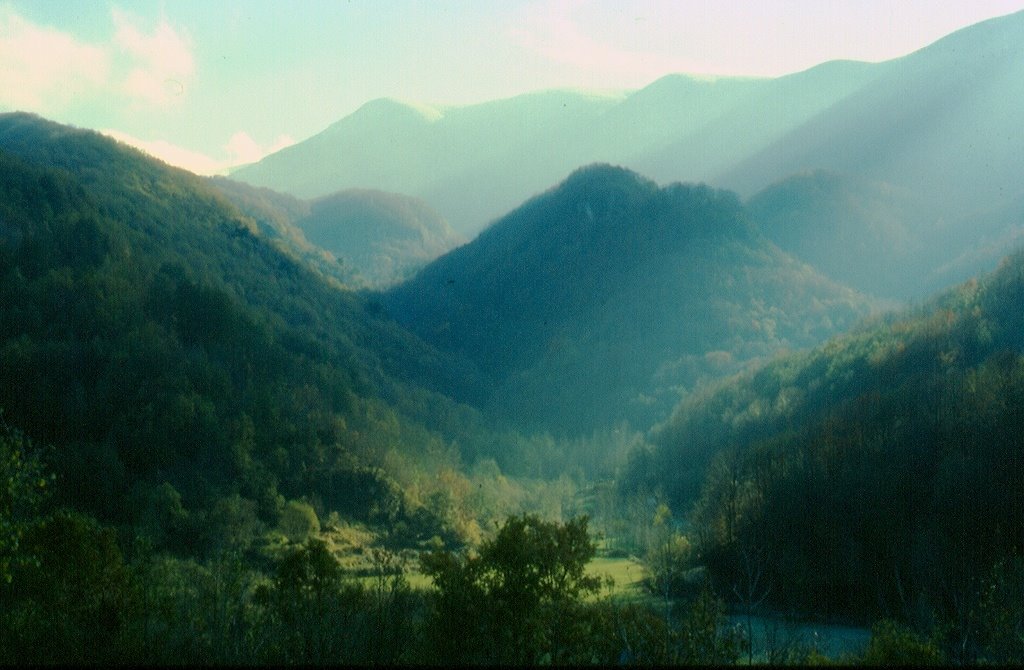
[420,513,601,664]
[0,113,538,550]
[278,499,320,544]
[0,509,134,664]
[860,619,945,666]
[0,418,49,584]
[634,250,1024,649]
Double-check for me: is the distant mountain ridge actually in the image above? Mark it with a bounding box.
[297,189,463,288]
[720,10,1024,212]
[382,164,873,435]
[230,63,878,235]
[234,4,1024,239]
[232,9,1024,306]
[207,177,462,289]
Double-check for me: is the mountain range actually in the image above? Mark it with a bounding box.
[232,11,1024,244]
[5,9,1024,654]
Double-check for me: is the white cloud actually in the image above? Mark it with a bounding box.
[0,7,110,111]
[112,8,194,107]
[0,7,195,116]
[102,129,224,175]
[225,131,295,166]
[103,129,297,176]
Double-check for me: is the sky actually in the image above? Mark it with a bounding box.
[2,0,1023,175]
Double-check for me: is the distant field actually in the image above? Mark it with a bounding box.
[585,555,651,603]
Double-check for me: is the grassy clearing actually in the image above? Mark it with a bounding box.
[586,555,656,605]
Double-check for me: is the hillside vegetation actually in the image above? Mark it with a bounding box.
[208,177,461,289]
[0,112,576,548]
[383,164,872,435]
[626,249,1024,657]
[296,189,462,287]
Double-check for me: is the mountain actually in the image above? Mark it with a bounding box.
[719,10,1024,215]
[746,170,932,298]
[232,10,1024,305]
[632,60,880,185]
[230,63,876,236]
[0,112,487,541]
[296,189,463,288]
[629,247,1024,620]
[746,167,1024,301]
[381,164,873,435]
[206,179,462,289]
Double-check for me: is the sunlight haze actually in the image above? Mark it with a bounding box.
[2,1,1022,173]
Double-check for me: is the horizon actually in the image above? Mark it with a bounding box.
[3,1,1023,175]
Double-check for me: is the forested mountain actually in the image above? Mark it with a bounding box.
[746,170,932,298]
[295,189,463,288]
[0,112,498,541]
[382,164,872,435]
[207,178,461,288]
[747,168,1024,300]
[627,248,1024,632]
[234,4,1024,240]
[231,10,1024,307]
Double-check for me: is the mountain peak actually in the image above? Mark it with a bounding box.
[332,97,444,130]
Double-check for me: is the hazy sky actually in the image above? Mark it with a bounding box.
[3,0,1023,174]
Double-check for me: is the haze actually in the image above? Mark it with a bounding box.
[2,0,1022,173]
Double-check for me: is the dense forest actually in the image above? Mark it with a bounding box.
[3,101,1024,666]
[383,164,870,435]
[625,251,1024,662]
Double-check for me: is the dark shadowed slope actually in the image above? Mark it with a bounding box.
[631,248,1024,621]
[0,112,480,529]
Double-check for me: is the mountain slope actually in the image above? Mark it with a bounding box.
[382,164,873,435]
[633,60,880,185]
[746,170,933,298]
[719,10,1024,215]
[296,189,463,287]
[0,112,482,538]
[630,248,1024,620]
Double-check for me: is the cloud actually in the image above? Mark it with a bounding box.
[112,8,194,107]
[0,7,194,115]
[508,0,693,81]
[0,7,110,111]
[225,131,296,166]
[103,129,297,176]
[102,129,224,175]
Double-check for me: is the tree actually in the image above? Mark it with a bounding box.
[278,499,320,544]
[861,619,945,666]
[0,418,49,584]
[420,514,601,664]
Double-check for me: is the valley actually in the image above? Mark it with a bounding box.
[3,6,1024,665]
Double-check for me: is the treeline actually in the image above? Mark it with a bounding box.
[4,420,985,666]
[1,424,742,665]
[627,251,1024,662]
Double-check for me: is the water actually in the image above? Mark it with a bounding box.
[727,613,870,662]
